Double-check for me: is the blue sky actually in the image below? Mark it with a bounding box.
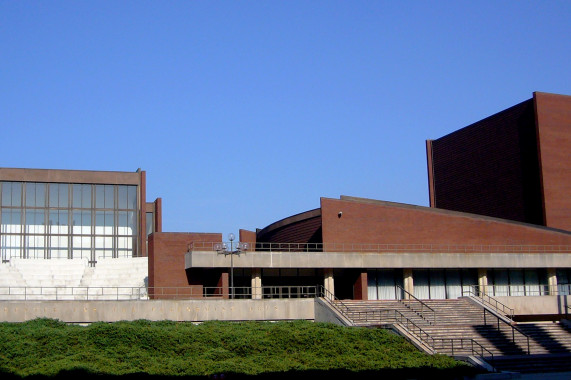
[1,1,570,239]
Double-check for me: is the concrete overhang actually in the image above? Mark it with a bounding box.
[185,251,571,269]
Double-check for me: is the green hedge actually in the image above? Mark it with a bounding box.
[0,318,481,379]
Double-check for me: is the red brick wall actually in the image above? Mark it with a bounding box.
[534,92,571,231]
[239,229,256,246]
[148,232,222,298]
[354,272,368,300]
[321,197,571,247]
[428,98,544,225]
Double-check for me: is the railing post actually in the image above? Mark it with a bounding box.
[512,327,515,342]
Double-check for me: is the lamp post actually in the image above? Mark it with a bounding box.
[216,233,248,299]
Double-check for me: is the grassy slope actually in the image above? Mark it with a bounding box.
[0,318,480,379]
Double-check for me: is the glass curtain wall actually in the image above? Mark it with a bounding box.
[0,181,138,261]
[367,269,403,300]
[488,269,548,296]
[368,269,477,300]
[557,269,571,295]
[412,269,477,299]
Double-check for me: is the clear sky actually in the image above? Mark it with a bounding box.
[1,1,570,239]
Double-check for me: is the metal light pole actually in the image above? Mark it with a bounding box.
[216,233,248,299]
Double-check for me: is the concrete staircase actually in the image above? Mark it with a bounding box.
[0,262,27,299]
[0,257,148,300]
[338,298,571,374]
[78,257,148,300]
[12,258,88,288]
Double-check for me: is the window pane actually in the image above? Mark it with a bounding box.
[82,210,91,232]
[1,209,10,232]
[509,269,525,296]
[118,186,128,209]
[49,184,59,207]
[128,186,137,210]
[36,183,46,207]
[82,184,91,208]
[95,211,105,234]
[11,183,22,207]
[11,209,21,232]
[73,185,82,208]
[413,270,429,299]
[128,211,137,235]
[105,211,114,233]
[118,211,128,235]
[1,182,11,206]
[72,210,82,234]
[59,210,69,234]
[25,183,36,207]
[25,210,37,233]
[105,185,114,208]
[49,210,59,232]
[58,184,68,207]
[95,185,105,208]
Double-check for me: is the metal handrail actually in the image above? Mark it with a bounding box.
[433,338,495,362]
[316,285,355,325]
[469,284,570,297]
[462,287,531,354]
[187,242,571,254]
[396,285,436,325]
[482,307,531,355]
[351,308,494,364]
[463,285,515,320]
[0,285,321,301]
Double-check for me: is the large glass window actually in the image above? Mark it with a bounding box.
[409,269,477,299]
[2,182,22,207]
[0,181,139,260]
[488,269,548,296]
[557,269,571,295]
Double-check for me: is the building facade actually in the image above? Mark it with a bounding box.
[426,91,571,231]
[1,91,570,311]
[0,168,161,265]
[179,91,571,303]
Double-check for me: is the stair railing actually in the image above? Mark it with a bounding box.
[353,308,494,366]
[316,288,496,368]
[482,307,530,355]
[316,285,355,325]
[463,285,515,321]
[395,285,436,325]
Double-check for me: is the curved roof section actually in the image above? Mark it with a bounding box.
[256,208,322,243]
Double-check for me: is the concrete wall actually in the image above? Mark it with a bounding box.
[186,250,571,269]
[494,295,571,317]
[0,299,315,323]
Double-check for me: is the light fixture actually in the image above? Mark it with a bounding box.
[216,233,249,299]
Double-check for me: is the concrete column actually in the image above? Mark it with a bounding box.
[547,268,557,295]
[251,268,262,300]
[217,271,229,299]
[354,271,368,300]
[324,268,334,300]
[403,269,413,299]
[478,269,488,295]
